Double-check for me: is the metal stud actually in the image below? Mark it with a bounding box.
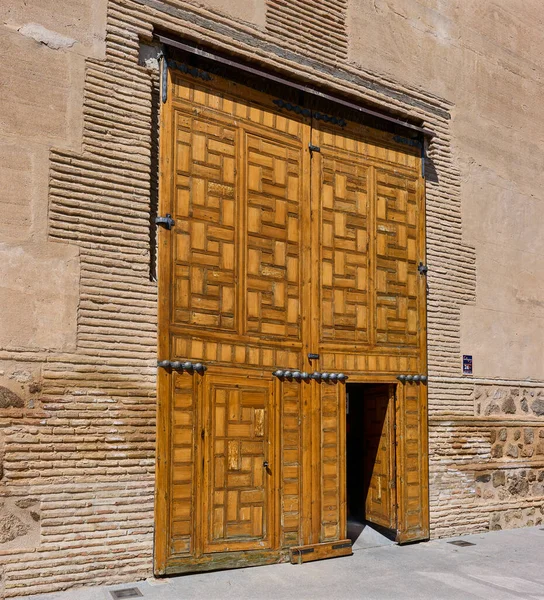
[405,375,414,382]
[182,361,193,372]
[321,373,330,381]
[311,371,321,380]
[413,375,421,383]
[273,370,284,378]
[329,373,337,382]
[284,371,292,378]
[397,375,406,383]
[194,363,206,374]
[337,373,347,382]
[170,361,183,370]
[300,372,309,381]
[420,375,428,383]
[292,371,302,381]
[157,360,171,368]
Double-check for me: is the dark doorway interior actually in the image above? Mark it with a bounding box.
[346,383,397,546]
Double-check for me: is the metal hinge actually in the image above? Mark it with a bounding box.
[418,262,428,275]
[308,143,321,154]
[155,214,175,229]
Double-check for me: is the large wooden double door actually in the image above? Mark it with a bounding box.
[155,61,428,575]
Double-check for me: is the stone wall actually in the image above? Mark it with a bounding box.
[0,0,542,597]
[429,383,544,537]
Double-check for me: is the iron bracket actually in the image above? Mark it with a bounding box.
[308,143,321,155]
[155,214,175,229]
[160,47,168,104]
[418,262,428,276]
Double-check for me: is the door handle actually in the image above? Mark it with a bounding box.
[263,461,269,468]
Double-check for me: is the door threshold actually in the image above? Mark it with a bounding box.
[347,519,396,551]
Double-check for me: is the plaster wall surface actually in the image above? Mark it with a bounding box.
[0,0,106,353]
[348,0,544,379]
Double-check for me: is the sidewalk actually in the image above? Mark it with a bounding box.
[22,526,544,600]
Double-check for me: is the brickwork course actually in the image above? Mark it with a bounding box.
[0,0,543,598]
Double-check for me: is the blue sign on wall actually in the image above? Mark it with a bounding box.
[463,355,473,375]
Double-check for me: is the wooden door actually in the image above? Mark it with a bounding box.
[156,65,311,575]
[396,382,429,543]
[310,117,428,545]
[156,59,428,574]
[202,374,273,552]
[363,385,395,530]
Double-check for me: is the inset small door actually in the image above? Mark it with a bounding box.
[202,374,275,553]
[362,384,396,531]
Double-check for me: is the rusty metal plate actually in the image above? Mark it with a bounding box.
[447,540,476,547]
[110,588,143,599]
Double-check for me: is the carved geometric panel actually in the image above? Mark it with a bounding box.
[320,153,370,343]
[281,381,302,547]
[244,133,302,341]
[172,112,237,332]
[375,168,419,347]
[397,382,428,542]
[204,377,272,552]
[321,383,343,542]
[170,373,196,556]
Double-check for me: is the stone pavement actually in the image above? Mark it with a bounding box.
[22,526,544,600]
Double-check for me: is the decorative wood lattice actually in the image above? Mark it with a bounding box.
[375,169,419,347]
[320,153,369,342]
[245,133,302,340]
[173,114,237,331]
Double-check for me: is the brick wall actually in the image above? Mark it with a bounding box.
[0,0,542,597]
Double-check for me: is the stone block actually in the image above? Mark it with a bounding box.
[491,443,503,458]
[492,471,506,487]
[0,387,24,409]
[532,398,544,416]
[506,444,518,458]
[0,513,29,544]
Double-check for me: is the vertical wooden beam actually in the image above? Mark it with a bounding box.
[367,165,377,348]
[309,121,323,545]
[154,65,174,576]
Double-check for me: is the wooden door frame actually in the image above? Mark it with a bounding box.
[154,56,430,575]
[153,63,309,575]
[342,380,398,536]
[154,63,174,576]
